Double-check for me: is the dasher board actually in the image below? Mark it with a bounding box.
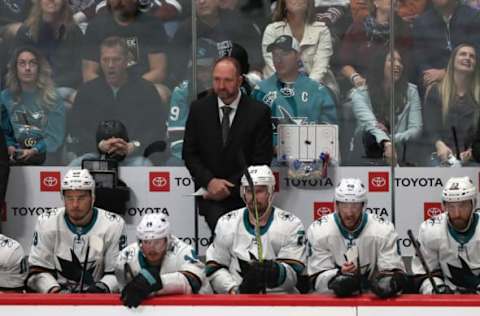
[277,124,338,161]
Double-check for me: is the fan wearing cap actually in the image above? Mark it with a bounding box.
[116,214,207,308]
[411,176,480,294]
[0,234,27,292]
[252,35,337,148]
[26,169,127,293]
[307,178,406,298]
[205,165,306,294]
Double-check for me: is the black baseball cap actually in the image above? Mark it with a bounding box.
[267,35,300,53]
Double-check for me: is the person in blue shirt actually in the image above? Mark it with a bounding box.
[252,35,337,148]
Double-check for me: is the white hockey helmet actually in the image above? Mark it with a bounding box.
[442,176,477,206]
[136,213,170,241]
[61,169,95,196]
[335,178,368,204]
[241,165,276,193]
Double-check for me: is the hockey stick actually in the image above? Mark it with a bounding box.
[356,251,362,295]
[79,237,90,293]
[407,229,440,294]
[243,166,264,263]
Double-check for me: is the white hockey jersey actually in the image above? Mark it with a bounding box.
[307,212,405,293]
[27,207,126,293]
[411,212,480,293]
[115,236,208,294]
[0,234,27,291]
[205,207,306,294]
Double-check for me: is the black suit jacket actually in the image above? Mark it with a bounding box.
[182,93,273,214]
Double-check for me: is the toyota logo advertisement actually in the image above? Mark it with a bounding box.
[149,172,170,192]
[368,172,389,192]
[313,202,334,220]
[40,171,61,192]
[423,202,444,220]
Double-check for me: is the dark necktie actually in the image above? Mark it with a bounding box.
[221,106,232,145]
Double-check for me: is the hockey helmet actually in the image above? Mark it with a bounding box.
[241,165,275,192]
[442,176,477,206]
[61,169,95,196]
[335,178,368,204]
[136,213,170,241]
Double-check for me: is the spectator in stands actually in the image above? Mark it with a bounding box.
[0,0,32,38]
[262,0,338,96]
[423,43,480,166]
[351,0,428,23]
[339,0,412,90]
[0,233,27,292]
[253,35,337,147]
[14,0,83,107]
[69,36,167,165]
[82,0,169,102]
[351,48,422,165]
[171,0,263,85]
[1,46,65,165]
[413,0,480,94]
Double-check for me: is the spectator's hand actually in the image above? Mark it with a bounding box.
[341,261,357,274]
[352,75,366,88]
[205,178,234,201]
[376,122,389,133]
[17,148,38,161]
[7,146,16,161]
[99,137,131,156]
[383,141,397,166]
[423,69,446,87]
[435,141,452,162]
[460,148,472,162]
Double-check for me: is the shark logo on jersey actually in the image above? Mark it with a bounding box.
[447,256,480,292]
[263,91,277,107]
[57,249,96,290]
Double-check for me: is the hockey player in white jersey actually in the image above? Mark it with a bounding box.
[411,176,480,294]
[115,213,207,308]
[26,169,127,293]
[307,178,407,298]
[0,234,27,292]
[206,165,306,294]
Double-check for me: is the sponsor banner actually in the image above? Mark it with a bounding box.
[3,166,479,259]
[423,202,443,220]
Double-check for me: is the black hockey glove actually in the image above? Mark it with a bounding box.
[121,267,162,308]
[328,272,361,297]
[85,282,110,293]
[239,261,266,294]
[261,260,282,288]
[370,271,407,299]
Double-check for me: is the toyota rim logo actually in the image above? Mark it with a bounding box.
[43,176,58,187]
[152,176,167,188]
[427,207,443,218]
[371,177,386,187]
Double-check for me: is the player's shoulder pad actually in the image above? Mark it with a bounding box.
[0,234,23,252]
[218,209,242,224]
[421,212,447,230]
[307,213,336,236]
[168,235,200,263]
[367,213,395,232]
[275,208,303,226]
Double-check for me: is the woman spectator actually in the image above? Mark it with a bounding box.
[339,0,412,90]
[262,0,338,95]
[14,0,83,106]
[1,47,65,165]
[352,48,422,165]
[423,43,480,166]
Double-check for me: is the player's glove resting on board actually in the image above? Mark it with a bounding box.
[121,267,162,308]
[84,282,110,293]
[239,260,282,293]
[370,271,407,298]
[328,272,361,297]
